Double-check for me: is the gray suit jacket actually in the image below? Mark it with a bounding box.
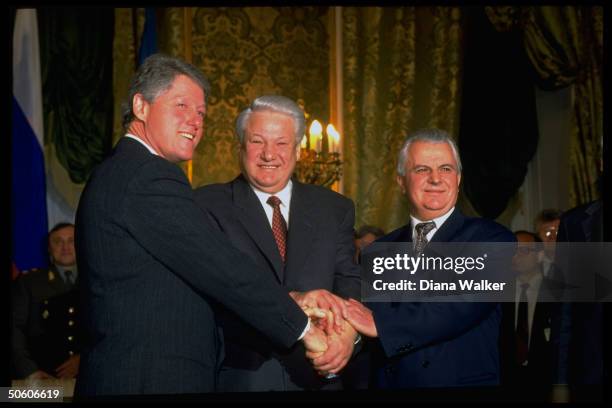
[195,175,361,391]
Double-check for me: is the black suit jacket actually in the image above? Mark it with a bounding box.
[369,208,516,388]
[552,200,603,386]
[74,138,307,396]
[499,276,559,386]
[194,175,361,391]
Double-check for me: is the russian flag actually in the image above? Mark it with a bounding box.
[11,9,49,272]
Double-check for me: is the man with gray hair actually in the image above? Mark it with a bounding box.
[75,55,327,396]
[195,95,361,391]
[345,128,515,388]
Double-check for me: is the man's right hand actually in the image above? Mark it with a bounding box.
[344,298,378,338]
[302,307,329,354]
[26,370,54,380]
[290,289,348,334]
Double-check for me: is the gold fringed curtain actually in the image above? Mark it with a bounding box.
[342,7,463,232]
[486,6,603,206]
[112,8,141,147]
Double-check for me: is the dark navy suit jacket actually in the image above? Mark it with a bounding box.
[369,208,515,388]
[74,138,307,396]
[552,200,603,386]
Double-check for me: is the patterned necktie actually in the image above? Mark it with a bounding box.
[267,196,288,262]
[516,282,530,365]
[414,221,436,255]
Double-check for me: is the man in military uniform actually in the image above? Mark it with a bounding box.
[11,222,82,379]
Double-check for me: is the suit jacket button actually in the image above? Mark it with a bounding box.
[385,365,395,374]
[422,360,430,368]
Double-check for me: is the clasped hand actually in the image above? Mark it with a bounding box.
[293,290,359,376]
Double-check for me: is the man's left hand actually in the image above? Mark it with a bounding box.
[55,354,80,379]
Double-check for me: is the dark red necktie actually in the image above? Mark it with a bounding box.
[267,196,287,262]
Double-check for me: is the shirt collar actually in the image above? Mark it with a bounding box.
[125,134,159,156]
[410,206,455,233]
[55,265,78,280]
[251,180,293,210]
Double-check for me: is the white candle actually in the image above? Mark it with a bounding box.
[309,120,322,152]
[326,124,340,153]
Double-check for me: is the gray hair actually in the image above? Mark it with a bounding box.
[396,128,462,176]
[235,95,305,146]
[121,53,211,130]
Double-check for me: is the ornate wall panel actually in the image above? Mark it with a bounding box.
[188,7,330,186]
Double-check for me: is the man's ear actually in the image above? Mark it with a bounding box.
[457,172,462,188]
[132,94,149,122]
[396,175,406,195]
[295,142,301,160]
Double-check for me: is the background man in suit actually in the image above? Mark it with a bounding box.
[194,95,361,391]
[12,222,82,380]
[344,128,515,388]
[552,199,603,402]
[499,231,558,398]
[75,55,327,396]
[534,209,562,279]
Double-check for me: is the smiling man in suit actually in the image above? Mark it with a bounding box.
[344,128,515,388]
[75,55,327,397]
[194,95,361,391]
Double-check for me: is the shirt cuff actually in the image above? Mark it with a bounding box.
[297,318,311,340]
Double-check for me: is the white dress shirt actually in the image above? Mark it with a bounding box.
[410,206,455,244]
[251,180,293,229]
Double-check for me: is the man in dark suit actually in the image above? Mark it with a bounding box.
[194,95,361,391]
[345,128,515,388]
[499,231,558,398]
[12,223,82,380]
[75,55,327,397]
[552,199,603,401]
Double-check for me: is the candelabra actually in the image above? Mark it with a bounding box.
[294,119,343,188]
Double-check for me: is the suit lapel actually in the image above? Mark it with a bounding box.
[581,201,602,242]
[284,181,316,284]
[430,208,465,243]
[232,176,284,281]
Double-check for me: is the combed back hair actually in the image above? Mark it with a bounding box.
[235,95,305,146]
[534,209,563,227]
[48,222,74,241]
[355,225,386,240]
[396,128,462,176]
[121,53,211,131]
[514,230,543,250]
